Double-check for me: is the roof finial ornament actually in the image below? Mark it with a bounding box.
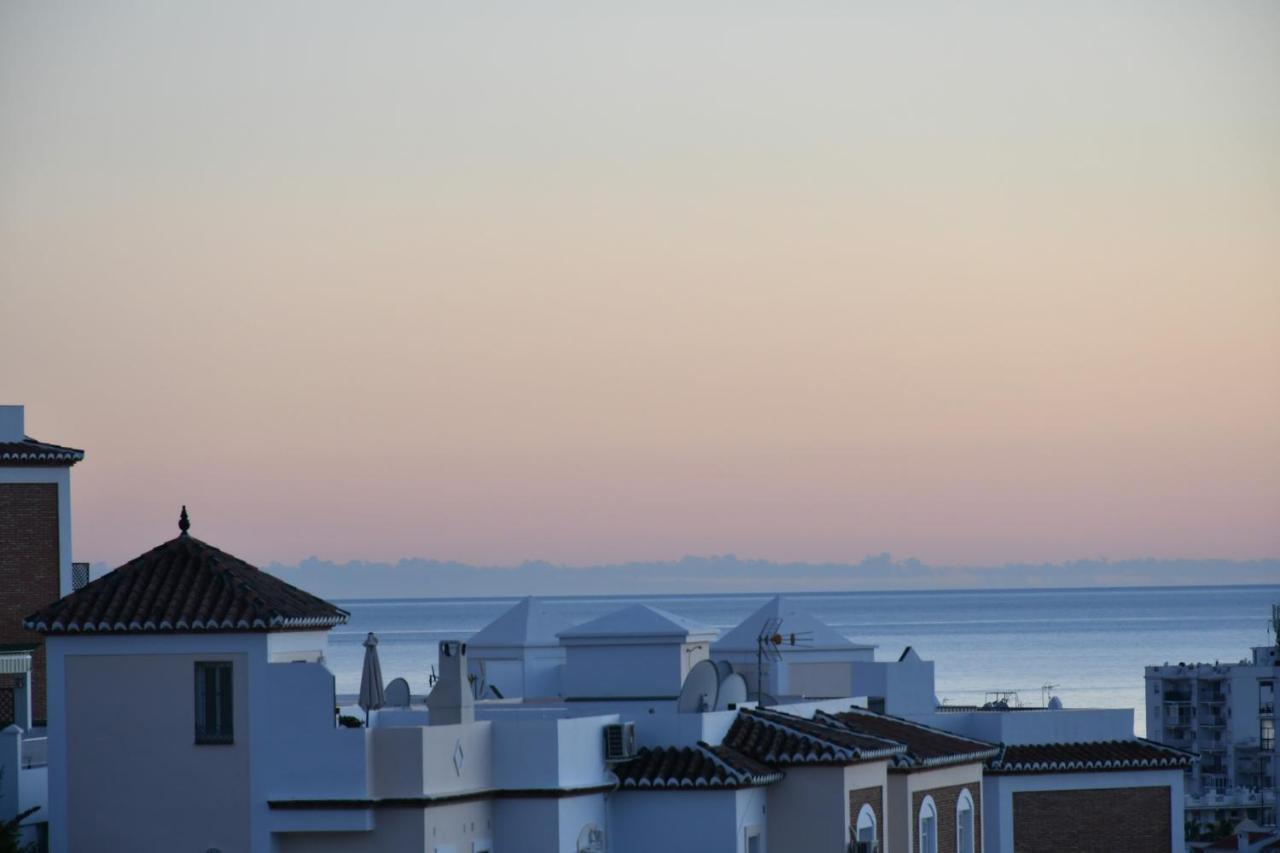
[179,505,190,535]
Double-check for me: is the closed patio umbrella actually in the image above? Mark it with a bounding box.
[358,632,385,725]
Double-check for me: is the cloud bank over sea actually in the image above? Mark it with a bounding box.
[183,554,1280,599]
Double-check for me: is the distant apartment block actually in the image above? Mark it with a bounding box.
[1146,628,1279,833]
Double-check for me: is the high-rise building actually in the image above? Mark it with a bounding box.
[1145,614,1279,834]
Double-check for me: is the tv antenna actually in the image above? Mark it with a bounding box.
[754,618,812,704]
[1271,604,1280,650]
[984,689,1021,709]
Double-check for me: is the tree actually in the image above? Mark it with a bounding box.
[0,768,39,853]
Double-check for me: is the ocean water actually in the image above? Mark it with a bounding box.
[327,584,1280,737]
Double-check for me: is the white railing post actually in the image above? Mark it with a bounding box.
[0,724,21,822]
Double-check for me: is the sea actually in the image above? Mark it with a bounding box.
[327,584,1280,738]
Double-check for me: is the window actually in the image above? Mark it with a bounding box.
[195,661,233,744]
[918,795,938,853]
[1262,717,1276,751]
[854,803,877,851]
[956,788,975,853]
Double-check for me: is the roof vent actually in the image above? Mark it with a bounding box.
[603,722,636,762]
[72,562,89,591]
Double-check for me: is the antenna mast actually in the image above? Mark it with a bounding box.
[756,618,784,705]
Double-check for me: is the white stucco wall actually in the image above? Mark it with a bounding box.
[469,645,566,699]
[63,648,253,852]
[719,648,876,699]
[493,798,561,852]
[918,707,1134,745]
[264,661,370,801]
[490,714,614,790]
[612,788,760,853]
[557,794,609,853]
[767,765,846,853]
[48,631,359,853]
[372,721,494,798]
[563,643,699,700]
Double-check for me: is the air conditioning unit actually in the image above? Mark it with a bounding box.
[603,722,636,762]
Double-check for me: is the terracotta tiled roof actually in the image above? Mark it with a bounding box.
[722,708,905,766]
[986,739,1196,774]
[0,438,84,466]
[25,512,347,634]
[1205,833,1280,852]
[819,709,998,769]
[614,742,784,790]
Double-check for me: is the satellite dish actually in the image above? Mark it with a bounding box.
[714,660,734,680]
[715,672,748,710]
[385,677,411,708]
[677,659,720,713]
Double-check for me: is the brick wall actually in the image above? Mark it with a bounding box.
[0,482,60,724]
[912,782,981,853]
[1012,785,1170,853]
[849,784,883,847]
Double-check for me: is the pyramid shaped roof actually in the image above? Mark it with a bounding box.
[712,596,872,652]
[468,597,571,649]
[25,510,347,634]
[557,603,716,643]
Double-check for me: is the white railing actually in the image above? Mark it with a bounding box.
[21,736,47,769]
[1186,788,1275,810]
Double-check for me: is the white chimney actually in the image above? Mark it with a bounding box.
[426,640,475,726]
[0,405,24,442]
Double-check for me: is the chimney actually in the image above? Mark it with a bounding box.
[426,640,475,726]
[0,405,24,441]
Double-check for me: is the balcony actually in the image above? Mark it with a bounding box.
[1186,788,1275,811]
[1164,691,1194,704]
[20,734,46,769]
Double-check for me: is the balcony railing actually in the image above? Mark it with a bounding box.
[1164,691,1194,703]
[20,735,46,769]
[1186,789,1275,810]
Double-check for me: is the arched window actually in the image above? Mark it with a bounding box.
[918,795,938,853]
[854,802,877,847]
[956,788,975,853]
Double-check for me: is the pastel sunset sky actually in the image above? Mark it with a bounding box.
[3,2,1278,568]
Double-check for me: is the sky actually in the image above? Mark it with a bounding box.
[2,2,1278,569]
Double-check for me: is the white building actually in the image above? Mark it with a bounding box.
[8,449,1199,853]
[0,404,85,850]
[712,595,876,701]
[558,604,717,706]
[467,596,571,700]
[1146,637,1279,833]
